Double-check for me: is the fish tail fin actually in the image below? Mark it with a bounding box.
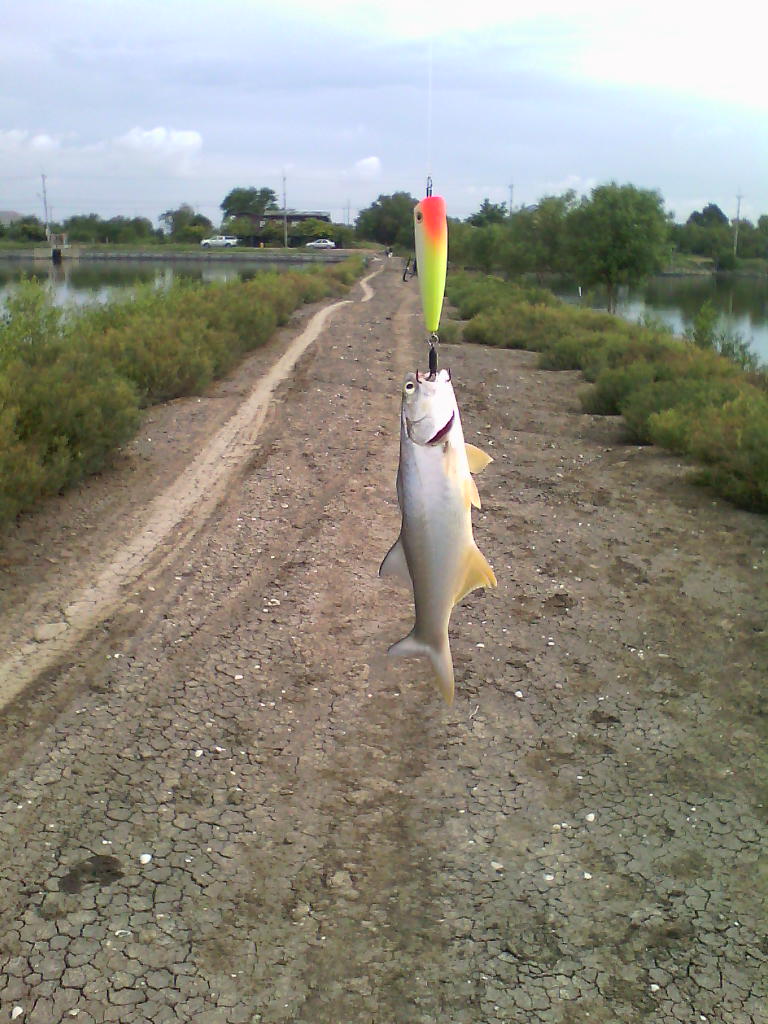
[387,632,455,705]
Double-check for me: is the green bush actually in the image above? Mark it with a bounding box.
[620,376,745,444]
[651,392,768,512]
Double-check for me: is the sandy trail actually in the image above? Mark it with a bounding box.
[0,262,765,1024]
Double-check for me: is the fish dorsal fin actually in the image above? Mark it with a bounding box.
[465,443,493,474]
[453,545,497,606]
[465,473,482,510]
[378,535,412,589]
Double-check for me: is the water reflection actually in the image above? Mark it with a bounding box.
[555,274,768,362]
[0,259,290,308]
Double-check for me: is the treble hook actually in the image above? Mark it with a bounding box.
[426,176,433,198]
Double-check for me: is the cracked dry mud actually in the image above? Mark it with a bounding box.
[0,261,766,1024]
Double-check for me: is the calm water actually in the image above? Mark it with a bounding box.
[2,260,767,364]
[0,258,294,308]
[556,274,768,363]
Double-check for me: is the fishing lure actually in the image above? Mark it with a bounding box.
[413,191,447,338]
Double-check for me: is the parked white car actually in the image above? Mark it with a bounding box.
[200,235,238,248]
[305,238,336,248]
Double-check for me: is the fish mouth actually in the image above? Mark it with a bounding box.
[427,411,454,445]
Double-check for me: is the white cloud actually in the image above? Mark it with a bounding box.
[0,129,61,153]
[113,127,202,174]
[349,156,381,180]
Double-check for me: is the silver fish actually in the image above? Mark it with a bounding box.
[379,368,496,703]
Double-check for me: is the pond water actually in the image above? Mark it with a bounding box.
[0,258,296,309]
[555,274,768,364]
[3,259,767,365]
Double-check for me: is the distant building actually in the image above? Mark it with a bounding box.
[0,210,23,226]
[255,209,331,227]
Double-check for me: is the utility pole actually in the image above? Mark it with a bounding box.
[41,173,50,237]
[733,189,743,258]
[282,171,288,248]
[508,183,514,217]
[345,199,351,226]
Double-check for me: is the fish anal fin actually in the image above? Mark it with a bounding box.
[465,443,493,474]
[465,474,482,510]
[379,535,412,588]
[454,545,497,605]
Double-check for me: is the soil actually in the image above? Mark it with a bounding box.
[0,260,765,1024]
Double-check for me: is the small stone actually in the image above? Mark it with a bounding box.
[514,690,524,699]
[585,812,596,822]
[33,622,68,642]
[139,854,152,865]
[583,871,593,879]
[491,861,504,871]
[12,1009,24,1021]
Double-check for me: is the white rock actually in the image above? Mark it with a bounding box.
[12,1009,24,1021]
[491,861,504,871]
[514,690,524,699]
[585,812,596,822]
[139,853,152,865]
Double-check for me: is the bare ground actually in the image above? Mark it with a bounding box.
[0,261,766,1024]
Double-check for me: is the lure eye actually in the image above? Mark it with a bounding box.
[415,211,423,222]
[404,380,416,394]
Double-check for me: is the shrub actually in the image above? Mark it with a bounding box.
[620,376,745,444]
[651,392,768,512]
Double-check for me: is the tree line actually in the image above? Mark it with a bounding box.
[0,186,355,248]
[3,182,766,296]
[356,185,768,312]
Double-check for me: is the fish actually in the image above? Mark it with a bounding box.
[379,368,496,703]
[413,196,448,334]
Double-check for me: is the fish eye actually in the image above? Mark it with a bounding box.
[404,380,416,394]
[415,211,423,222]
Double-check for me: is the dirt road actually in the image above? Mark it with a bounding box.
[0,262,766,1023]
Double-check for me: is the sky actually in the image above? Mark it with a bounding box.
[1,0,767,229]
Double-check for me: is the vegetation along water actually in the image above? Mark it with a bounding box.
[444,271,768,514]
[0,257,364,525]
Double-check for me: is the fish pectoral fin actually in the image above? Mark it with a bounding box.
[465,443,493,474]
[379,535,412,588]
[454,545,498,605]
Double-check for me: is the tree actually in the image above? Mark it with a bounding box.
[159,204,213,242]
[220,187,278,220]
[565,183,670,312]
[355,192,416,247]
[467,198,508,227]
[687,203,728,228]
[6,216,47,243]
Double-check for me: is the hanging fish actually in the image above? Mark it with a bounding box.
[413,195,448,334]
[379,368,496,704]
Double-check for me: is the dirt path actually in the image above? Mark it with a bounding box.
[0,262,766,1024]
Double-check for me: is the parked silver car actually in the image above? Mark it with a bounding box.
[305,238,336,248]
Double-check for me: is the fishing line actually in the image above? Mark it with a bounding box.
[426,37,434,185]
